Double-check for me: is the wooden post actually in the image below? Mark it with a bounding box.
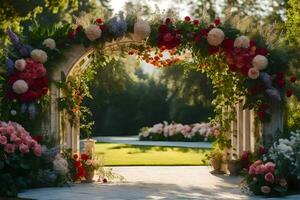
[236,100,244,158]
[243,108,251,151]
[250,110,256,152]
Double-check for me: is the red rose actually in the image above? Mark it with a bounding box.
[32,135,43,143]
[228,64,238,72]
[184,16,191,22]
[194,34,202,43]
[290,75,297,83]
[158,31,180,49]
[6,90,16,100]
[96,18,102,23]
[241,151,248,161]
[81,153,89,161]
[207,46,220,55]
[240,66,250,76]
[193,19,200,25]
[222,38,234,52]
[276,72,284,79]
[286,89,293,97]
[159,24,169,33]
[258,146,267,155]
[76,26,82,33]
[67,31,75,40]
[256,48,268,56]
[214,18,221,25]
[8,74,19,86]
[74,160,82,168]
[20,91,39,102]
[99,25,106,31]
[276,79,285,88]
[77,166,86,177]
[200,29,208,37]
[258,111,265,120]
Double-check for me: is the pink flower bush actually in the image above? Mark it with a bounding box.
[0,121,43,156]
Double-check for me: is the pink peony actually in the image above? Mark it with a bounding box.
[248,165,256,175]
[10,133,18,142]
[33,144,42,156]
[265,162,275,173]
[0,135,7,145]
[261,186,271,194]
[19,143,29,154]
[265,172,274,183]
[4,143,15,153]
[255,164,267,175]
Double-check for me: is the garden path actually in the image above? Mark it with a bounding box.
[93,136,212,148]
[19,166,300,200]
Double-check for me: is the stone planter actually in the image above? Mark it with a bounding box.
[82,139,96,157]
[227,160,242,175]
[85,170,95,183]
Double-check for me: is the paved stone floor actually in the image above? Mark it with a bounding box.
[93,136,212,148]
[19,166,300,200]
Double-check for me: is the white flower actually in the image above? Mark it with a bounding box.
[234,36,250,48]
[85,24,102,41]
[10,110,17,116]
[252,55,268,70]
[31,49,48,63]
[133,19,151,41]
[248,67,260,79]
[207,28,225,46]
[15,59,26,71]
[12,80,29,94]
[152,123,163,134]
[42,38,56,50]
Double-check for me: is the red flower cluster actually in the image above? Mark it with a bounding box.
[158,21,180,49]
[73,153,90,180]
[7,58,48,102]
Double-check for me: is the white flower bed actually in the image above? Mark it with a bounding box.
[139,121,219,142]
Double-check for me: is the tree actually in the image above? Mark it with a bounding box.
[286,0,300,47]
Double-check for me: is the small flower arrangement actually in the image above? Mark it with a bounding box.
[139,121,218,142]
[243,160,288,196]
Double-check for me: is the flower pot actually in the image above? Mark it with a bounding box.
[86,170,95,183]
[211,158,221,171]
[227,160,241,175]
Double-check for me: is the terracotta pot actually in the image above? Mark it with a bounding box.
[211,158,221,171]
[227,160,241,175]
[86,170,95,183]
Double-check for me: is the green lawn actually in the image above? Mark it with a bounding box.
[95,142,211,166]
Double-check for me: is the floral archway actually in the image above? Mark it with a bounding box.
[0,12,299,197]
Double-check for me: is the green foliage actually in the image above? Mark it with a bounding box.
[287,0,300,47]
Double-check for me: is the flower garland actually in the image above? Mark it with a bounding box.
[1,13,297,130]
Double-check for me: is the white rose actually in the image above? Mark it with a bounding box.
[10,110,17,116]
[133,20,151,41]
[31,49,48,63]
[234,36,250,48]
[248,67,260,79]
[85,25,102,41]
[252,55,268,70]
[207,28,225,46]
[42,38,56,50]
[15,59,26,71]
[12,80,29,94]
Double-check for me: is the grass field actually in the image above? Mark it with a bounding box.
[95,142,211,166]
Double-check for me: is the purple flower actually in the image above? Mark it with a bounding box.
[266,88,281,101]
[5,58,14,76]
[7,28,20,48]
[260,72,272,89]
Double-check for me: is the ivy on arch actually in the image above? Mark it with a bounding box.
[0,12,297,145]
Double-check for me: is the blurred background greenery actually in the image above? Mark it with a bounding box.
[0,0,299,136]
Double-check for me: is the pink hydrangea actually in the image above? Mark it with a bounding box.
[0,135,7,145]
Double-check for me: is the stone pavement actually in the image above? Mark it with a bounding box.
[93,136,212,148]
[19,166,300,200]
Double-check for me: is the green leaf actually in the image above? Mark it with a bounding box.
[273,186,288,193]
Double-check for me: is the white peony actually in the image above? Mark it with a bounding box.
[248,67,260,79]
[133,20,151,41]
[12,80,29,94]
[234,36,250,48]
[85,25,102,41]
[42,38,56,50]
[15,59,26,71]
[207,28,225,46]
[31,49,48,63]
[252,55,268,70]
[10,110,17,116]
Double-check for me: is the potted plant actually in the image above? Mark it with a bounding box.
[227,159,242,175]
[207,148,224,173]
